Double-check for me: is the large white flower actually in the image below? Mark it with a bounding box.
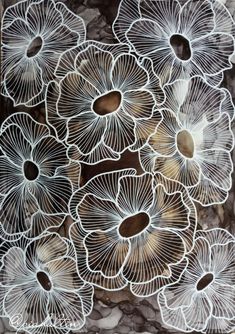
[1,0,86,106]
[113,0,234,85]
[69,169,196,292]
[46,42,164,164]
[0,233,94,334]
[158,228,235,333]
[0,113,77,236]
[140,76,234,206]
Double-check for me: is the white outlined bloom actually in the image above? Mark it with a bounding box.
[0,233,94,333]
[0,236,14,318]
[140,76,234,206]
[209,0,235,36]
[46,42,164,164]
[158,228,235,333]
[69,169,196,292]
[0,113,76,236]
[113,0,234,85]
[1,0,86,106]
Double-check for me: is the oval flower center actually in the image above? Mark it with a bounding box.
[27,36,43,58]
[23,160,39,181]
[196,273,214,291]
[170,34,191,61]
[119,212,150,238]
[177,130,194,158]
[93,91,122,116]
[36,271,52,291]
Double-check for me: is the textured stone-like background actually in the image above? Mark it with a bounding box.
[1,0,235,333]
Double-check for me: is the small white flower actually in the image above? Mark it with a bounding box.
[140,76,234,206]
[0,233,94,333]
[113,0,234,85]
[0,113,77,236]
[159,228,235,333]
[1,0,86,106]
[70,169,196,292]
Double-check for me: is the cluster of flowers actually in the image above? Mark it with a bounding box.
[0,0,235,333]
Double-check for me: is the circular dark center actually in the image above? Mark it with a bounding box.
[170,34,191,61]
[27,36,43,57]
[36,271,52,291]
[196,273,214,291]
[119,212,150,238]
[93,91,122,116]
[177,130,194,158]
[23,160,39,181]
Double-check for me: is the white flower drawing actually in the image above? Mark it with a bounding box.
[140,76,234,206]
[0,113,76,236]
[0,0,234,332]
[69,169,196,292]
[45,42,165,164]
[113,0,234,85]
[158,228,235,333]
[1,0,86,106]
[0,233,94,334]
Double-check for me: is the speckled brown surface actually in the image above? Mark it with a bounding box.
[1,0,235,333]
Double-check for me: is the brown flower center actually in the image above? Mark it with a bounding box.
[119,212,150,238]
[196,273,214,291]
[177,130,194,158]
[27,36,43,58]
[93,91,122,116]
[23,160,39,181]
[36,271,52,291]
[170,34,191,61]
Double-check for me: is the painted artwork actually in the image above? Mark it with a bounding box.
[0,0,235,333]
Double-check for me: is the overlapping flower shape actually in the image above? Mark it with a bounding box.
[113,0,235,85]
[1,0,86,106]
[158,229,235,333]
[0,113,78,236]
[69,169,196,292]
[140,76,234,206]
[0,236,12,319]
[46,42,165,164]
[0,229,26,317]
[0,233,94,333]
